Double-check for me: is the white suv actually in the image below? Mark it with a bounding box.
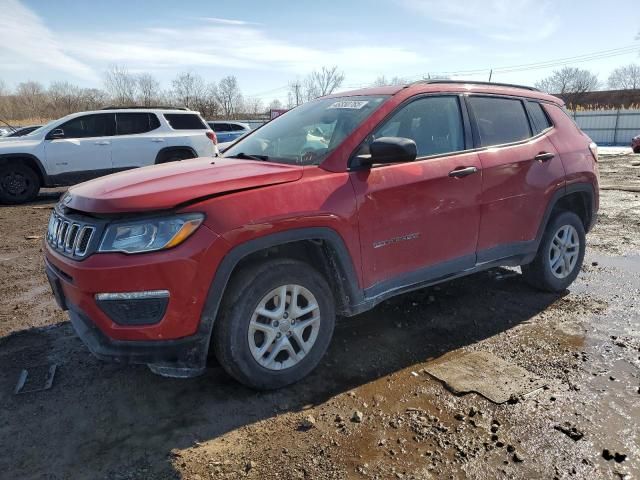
[0,108,218,204]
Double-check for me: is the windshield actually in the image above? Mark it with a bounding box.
[25,120,57,137]
[223,95,388,165]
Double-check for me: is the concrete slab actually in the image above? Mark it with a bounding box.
[424,350,546,404]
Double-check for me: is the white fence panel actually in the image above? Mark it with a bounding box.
[570,109,640,145]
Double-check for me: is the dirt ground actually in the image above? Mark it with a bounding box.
[1,155,639,480]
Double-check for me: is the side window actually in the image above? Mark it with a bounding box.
[467,96,532,147]
[116,113,160,135]
[164,114,207,130]
[372,96,465,157]
[527,101,552,134]
[57,114,114,139]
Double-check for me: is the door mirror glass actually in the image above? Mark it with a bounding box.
[357,136,417,166]
[47,128,65,140]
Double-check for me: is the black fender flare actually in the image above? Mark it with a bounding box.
[154,146,198,164]
[536,183,596,243]
[0,153,50,186]
[195,227,362,352]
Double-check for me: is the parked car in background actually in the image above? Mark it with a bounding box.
[44,80,599,389]
[0,108,217,204]
[0,125,42,139]
[208,121,251,150]
[632,134,640,153]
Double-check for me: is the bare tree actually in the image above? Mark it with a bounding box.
[171,71,207,109]
[79,88,109,111]
[268,99,283,111]
[608,64,640,90]
[16,81,45,119]
[136,73,161,106]
[372,75,407,86]
[244,97,264,117]
[304,66,345,100]
[192,82,220,119]
[47,81,83,117]
[104,65,137,105]
[0,79,7,97]
[216,76,243,118]
[535,67,600,109]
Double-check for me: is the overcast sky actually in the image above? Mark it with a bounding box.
[1,0,639,102]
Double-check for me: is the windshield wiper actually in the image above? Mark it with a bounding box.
[229,152,269,161]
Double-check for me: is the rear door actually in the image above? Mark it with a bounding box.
[350,95,483,293]
[43,113,114,180]
[466,95,564,261]
[111,112,163,170]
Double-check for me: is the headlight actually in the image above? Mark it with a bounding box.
[98,213,204,254]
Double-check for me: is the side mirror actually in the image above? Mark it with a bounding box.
[47,128,65,140]
[355,137,417,167]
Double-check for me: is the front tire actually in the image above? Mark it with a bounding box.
[213,259,335,389]
[0,163,40,204]
[522,211,586,292]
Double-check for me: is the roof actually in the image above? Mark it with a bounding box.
[328,80,562,105]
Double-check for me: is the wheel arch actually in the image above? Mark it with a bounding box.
[154,146,198,164]
[537,183,596,243]
[0,153,49,187]
[196,227,363,350]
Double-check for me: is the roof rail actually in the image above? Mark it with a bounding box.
[99,105,190,111]
[410,79,540,92]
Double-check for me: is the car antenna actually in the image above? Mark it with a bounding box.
[0,117,17,132]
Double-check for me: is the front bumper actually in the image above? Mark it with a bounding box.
[67,301,208,375]
[44,223,229,373]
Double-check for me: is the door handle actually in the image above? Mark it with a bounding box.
[534,152,555,162]
[151,138,165,143]
[448,166,479,178]
[94,141,110,145]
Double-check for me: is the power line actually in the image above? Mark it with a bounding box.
[246,44,640,98]
[345,44,640,89]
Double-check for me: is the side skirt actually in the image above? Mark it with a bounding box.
[348,241,537,316]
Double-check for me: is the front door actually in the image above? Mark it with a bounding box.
[350,95,482,295]
[44,113,115,182]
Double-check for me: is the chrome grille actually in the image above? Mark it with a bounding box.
[47,211,96,259]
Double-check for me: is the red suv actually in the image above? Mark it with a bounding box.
[44,81,599,389]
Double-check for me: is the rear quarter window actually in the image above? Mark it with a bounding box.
[468,96,532,147]
[526,101,553,134]
[164,114,207,130]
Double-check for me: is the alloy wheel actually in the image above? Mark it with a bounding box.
[248,284,321,371]
[548,224,580,279]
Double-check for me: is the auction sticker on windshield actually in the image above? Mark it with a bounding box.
[328,100,369,109]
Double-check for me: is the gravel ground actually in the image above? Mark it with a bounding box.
[0,155,639,479]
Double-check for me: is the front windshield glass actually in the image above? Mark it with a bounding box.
[25,120,57,136]
[224,95,388,165]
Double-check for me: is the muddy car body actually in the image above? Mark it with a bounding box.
[44,80,600,389]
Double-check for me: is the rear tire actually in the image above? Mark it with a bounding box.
[0,163,40,204]
[522,211,585,292]
[213,259,335,390]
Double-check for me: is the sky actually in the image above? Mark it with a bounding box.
[1,0,639,103]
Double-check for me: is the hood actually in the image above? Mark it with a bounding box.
[65,157,304,214]
[0,138,41,146]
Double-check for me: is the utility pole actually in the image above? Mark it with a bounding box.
[488,69,493,82]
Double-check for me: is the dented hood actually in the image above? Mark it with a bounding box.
[65,157,303,213]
